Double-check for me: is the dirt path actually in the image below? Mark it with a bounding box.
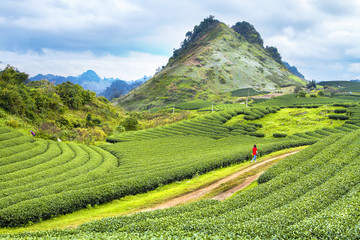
[145,151,299,211]
[211,172,262,201]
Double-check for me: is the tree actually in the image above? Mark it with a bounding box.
[265,46,282,64]
[0,65,28,85]
[298,91,306,97]
[232,21,264,47]
[55,81,91,109]
[307,80,317,89]
[294,86,302,94]
[121,117,139,131]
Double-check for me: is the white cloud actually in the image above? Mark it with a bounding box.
[329,63,345,72]
[346,47,360,58]
[6,0,141,32]
[1,0,360,82]
[348,63,360,73]
[0,49,168,80]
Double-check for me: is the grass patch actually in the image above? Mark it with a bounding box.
[224,114,245,126]
[289,74,306,86]
[246,106,345,137]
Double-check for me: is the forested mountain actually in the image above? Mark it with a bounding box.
[119,16,306,110]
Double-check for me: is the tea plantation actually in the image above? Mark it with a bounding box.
[1,96,360,239]
[3,129,360,239]
[0,125,315,227]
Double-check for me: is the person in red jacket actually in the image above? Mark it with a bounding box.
[251,144,257,162]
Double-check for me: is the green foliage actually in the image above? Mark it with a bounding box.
[273,133,287,138]
[265,46,282,64]
[0,66,124,143]
[121,117,139,131]
[306,79,317,89]
[175,100,212,110]
[328,114,350,120]
[232,21,264,47]
[55,81,92,110]
[334,108,347,113]
[0,65,28,85]
[0,67,37,119]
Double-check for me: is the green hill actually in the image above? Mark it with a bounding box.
[318,80,360,93]
[119,17,306,110]
[0,66,124,143]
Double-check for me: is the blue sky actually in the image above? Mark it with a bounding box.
[0,0,359,81]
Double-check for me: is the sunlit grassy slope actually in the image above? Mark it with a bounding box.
[247,106,345,137]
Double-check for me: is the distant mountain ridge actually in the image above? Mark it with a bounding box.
[119,16,306,109]
[30,70,150,96]
[98,78,148,100]
[283,62,305,79]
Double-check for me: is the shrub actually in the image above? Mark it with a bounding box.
[328,115,349,120]
[247,132,265,137]
[334,109,347,113]
[247,123,263,128]
[273,133,287,138]
[121,117,139,131]
[297,91,306,97]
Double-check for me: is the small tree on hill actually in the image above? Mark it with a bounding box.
[294,86,302,94]
[298,91,306,97]
[121,117,139,131]
[306,80,317,89]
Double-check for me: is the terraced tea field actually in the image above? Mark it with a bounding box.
[4,129,360,239]
[1,100,360,237]
[0,125,316,227]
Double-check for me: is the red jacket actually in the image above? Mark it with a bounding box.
[253,147,257,155]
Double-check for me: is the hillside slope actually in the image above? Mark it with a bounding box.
[119,18,306,109]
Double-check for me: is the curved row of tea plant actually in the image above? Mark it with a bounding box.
[109,102,360,143]
[0,128,119,227]
[6,130,360,239]
[107,107,279,142]
[253,93,360,108]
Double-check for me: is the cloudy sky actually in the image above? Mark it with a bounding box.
[0,0,359,81]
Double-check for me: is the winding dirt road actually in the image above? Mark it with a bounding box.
[145,150,299,211]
